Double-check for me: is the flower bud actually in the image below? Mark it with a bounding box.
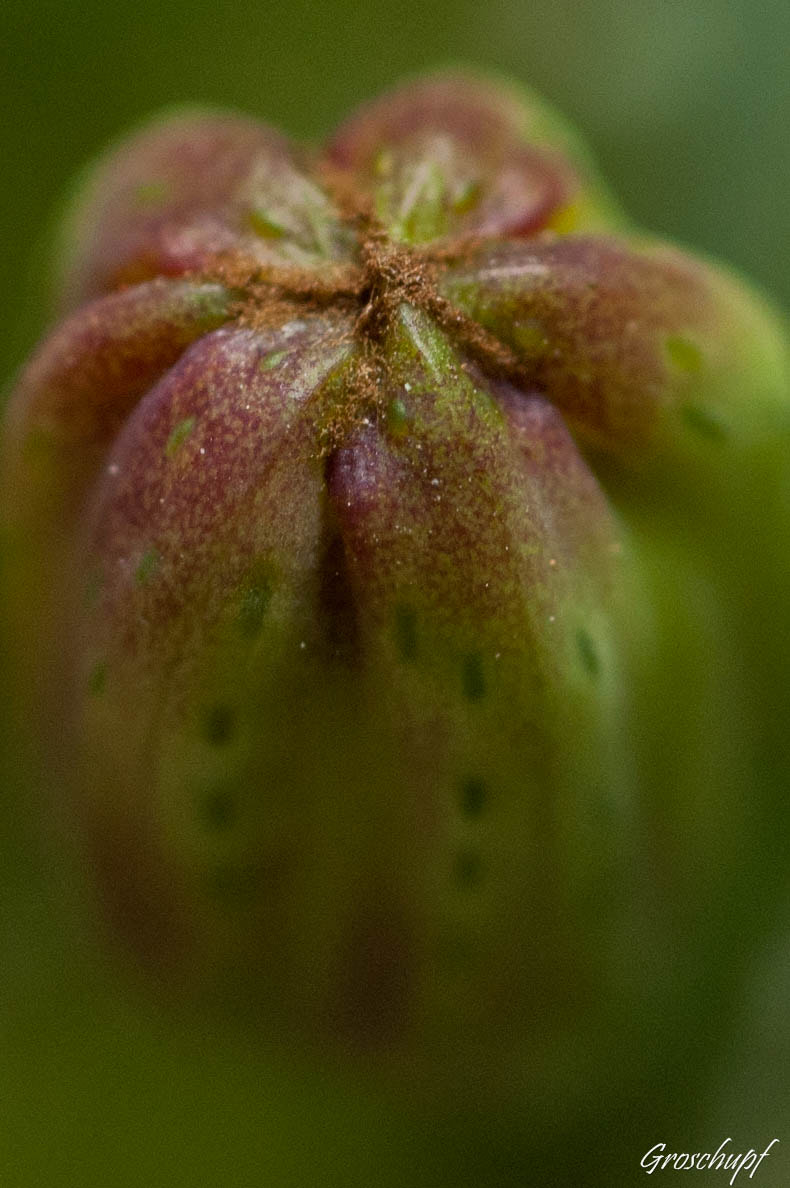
[3,73,788,1108]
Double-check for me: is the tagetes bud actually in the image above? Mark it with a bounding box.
[3,73,788,1104]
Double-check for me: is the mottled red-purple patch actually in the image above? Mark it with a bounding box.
[323,303,617,659]
[79,317,352,664]
[327,75,527,165]
[441,236,717,457]
[61,114,305,309]
[3,279,231,525]
[324,73,575,242]
[496,385,619,575]
[329,416,533,649]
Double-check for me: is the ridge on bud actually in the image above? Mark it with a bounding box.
[2,70,788,1113]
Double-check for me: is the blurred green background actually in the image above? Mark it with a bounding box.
[2,0,788,1184]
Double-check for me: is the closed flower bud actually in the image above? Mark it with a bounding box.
[3,73,789,1113]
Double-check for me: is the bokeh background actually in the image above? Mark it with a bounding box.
[2,0,788,1184]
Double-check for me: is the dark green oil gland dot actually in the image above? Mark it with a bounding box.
[665,334,703,374]
[200,788,237,830]
[459,776,486,818]
[513,318,547,356]
[576,628,601,677]
[248,208,286,239]
[134,547,161,585]
[165,416,196,457]
[237,563,274,637]
[386,397,411,439]
[133,180,170,207]
[461,652,486,702]
[394,604,418,661]
[87,660,107,696]
[451,178,482,214]
[259,349,288,372]
[202,703,236,746]
[682,403,727,442]
[454,850,482,887]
